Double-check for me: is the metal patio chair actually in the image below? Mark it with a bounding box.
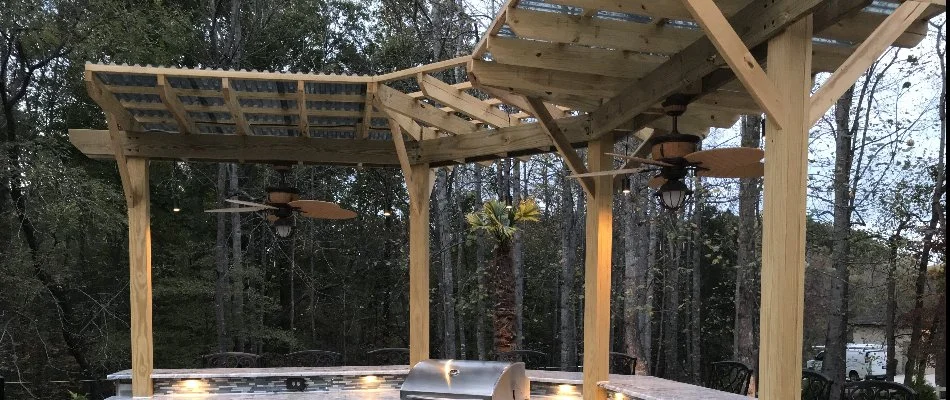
[844,381,917,400]
[608,352,638,375]
[701,361,753,395]
[802,369,833,400]
[284,350,344,367]
[200,352,261,368]
[366,348,410,365]
[495,349,551,370]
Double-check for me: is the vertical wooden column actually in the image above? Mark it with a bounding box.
[407,163,432,365]
[126,157,153,398]
[582,135,613,400]
[759,16,812,400]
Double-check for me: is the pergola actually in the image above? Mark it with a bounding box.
[69,0,945,398]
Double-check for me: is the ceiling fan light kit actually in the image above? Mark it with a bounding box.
[655,179,692,211]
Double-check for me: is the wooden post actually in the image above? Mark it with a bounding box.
[758,15,812,400]
[407,163,432,365]
[582,135,613,400]
[126,157,153,398]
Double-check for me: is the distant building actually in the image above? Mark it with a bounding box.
[849,315,911,375]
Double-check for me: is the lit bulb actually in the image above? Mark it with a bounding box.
[173,207,181,212]
[382,209,392,217]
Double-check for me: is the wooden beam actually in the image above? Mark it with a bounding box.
[681,0,788,129]
[67,129,403,166]
[808,1,930,127]
[474,84,568,119]
[407,163,431,365]
[359,82,378,139]
[156,75,199,134]
[375,84,478,135]
[581,133,613,400]
[486,36,665,79]
[759,15,812,400]
[106,115,134,206]
[566,0,829,141]
[821,9,930,49]
[408,82,471,99]
[469,60,622,98]
[389,119,413,179]
[125,156,153,398]
[297,81,310,136]
[473,0,517,57]
[545,0,747,20]
[85,72,143,132]
[87,62,373,83]
[376,55,471,82]
[525,97,593,195]
[221,78,253,135]
[505,8,699,54]
[418,74,511,128]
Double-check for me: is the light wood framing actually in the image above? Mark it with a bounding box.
[581,134,613,400]
[407,163,431,365]
[758,15,813,399]
[125,157,153,397]
[525,97,593,195]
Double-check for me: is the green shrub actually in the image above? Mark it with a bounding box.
[907,379,939,400]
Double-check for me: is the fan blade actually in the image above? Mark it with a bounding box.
[225,198,276,209]
[648,175,667,189]
[683,148,764,172]
[698,162,764,178]
[605,153,674,167]
[289,200,357,220]
[568,168,645,178]
[205,206,268,213]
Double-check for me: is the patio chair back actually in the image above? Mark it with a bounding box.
[495,350,551,370]
[701,361,753,395]
[802,370,833,400]
[201,352,261,368]
[843,381,917,400]
[285,350,344,367]
[608,352,637,375]
[366,348,410,365]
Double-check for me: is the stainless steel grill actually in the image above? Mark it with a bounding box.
[400,360,529,400]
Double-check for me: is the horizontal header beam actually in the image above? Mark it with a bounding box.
[68,129,403,166]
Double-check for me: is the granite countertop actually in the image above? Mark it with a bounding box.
[108,366,411,380]
[105,391,568,400]
[600,376,748,400]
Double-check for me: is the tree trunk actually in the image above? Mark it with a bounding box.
[491,241,517,354]
[230,163,245,351]
[475,165,488,360]
[885,230,904,381]
[559,165,578,370]
[214,164,231,352]
[512,160,524,349]
[663,222,680,381]
[823,87,855,399]
[690,174,703,383]
[435,169,457,358]
[735,115,762,372]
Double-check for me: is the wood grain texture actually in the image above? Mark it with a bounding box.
[469,59,624,98]
[544,0,747,20]
[486,36,665,79]
[67,129,403,166]
[221,78,253,135]
[758,15,812,400]
[407,163,432,365]
[156,75,198,134]
[582,134,613,400]
[418,74,511,128]
[681,0,788,129]
[376,84,477,135]
[126,157,153,398]
[525,97,594,195]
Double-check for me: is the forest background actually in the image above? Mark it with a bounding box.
[0,0,946,399]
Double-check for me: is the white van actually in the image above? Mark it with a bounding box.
[805,344,887,381]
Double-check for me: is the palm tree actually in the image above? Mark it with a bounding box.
[466,199,540,354]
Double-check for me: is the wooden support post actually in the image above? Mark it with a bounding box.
[407,163,431,366]
[126,157,153,398]
[759,15,812,400]
[582,134,613,400]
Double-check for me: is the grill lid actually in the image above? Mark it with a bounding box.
[400,360,528,400]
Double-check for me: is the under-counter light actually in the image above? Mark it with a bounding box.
[177,379,209,394]
[557,384,577,395]
[362,375,380,388]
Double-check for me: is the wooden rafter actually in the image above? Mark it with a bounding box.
[376,55,471,82]
[525,97,593,195]
[486,36,665,79]
[388,119,414,179]
[681,0,788,129]
[474,84,569,119]
[156,75,199,134]
[221,78,253,135]
[375,84,477,135]
[469,60,621,98]
[68,129,403,166]
[386,110,437,141]
[359,82,378,139]
[297,80,309,136]
[505,8,699,54]
[808,0,931,127]
[473,0,518,57]
[561,0,833,141]
[418,74,511,128]
[545,0,746,20]
[106,114,134,206]
[408,81,471,99]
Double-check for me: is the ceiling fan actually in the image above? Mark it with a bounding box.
[205,165,357,237]
[571,94,764,210]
